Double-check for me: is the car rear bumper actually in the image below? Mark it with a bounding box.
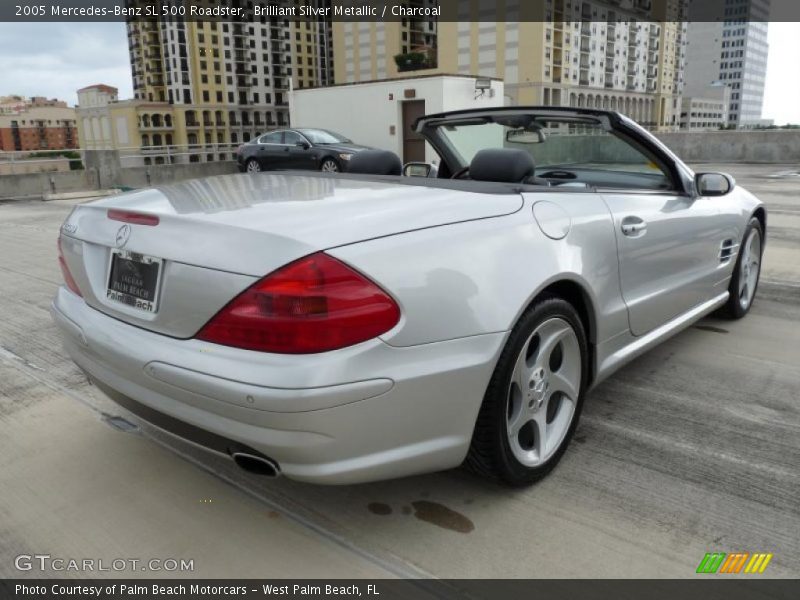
[52,287,505,484]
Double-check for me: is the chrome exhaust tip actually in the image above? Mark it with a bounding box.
[231,452,281,477]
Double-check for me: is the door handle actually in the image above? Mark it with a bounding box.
[621,217,647,236]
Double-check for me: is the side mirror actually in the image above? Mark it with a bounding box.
[403,162,435,177]
[296,141,310,150]
[696,172,735,197]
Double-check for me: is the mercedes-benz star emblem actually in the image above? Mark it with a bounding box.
[115,224,131,248]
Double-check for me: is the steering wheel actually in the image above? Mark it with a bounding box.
[450,166,470,180]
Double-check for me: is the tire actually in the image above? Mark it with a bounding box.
[466,295,589,486]
[245,159,262,173]
[719,217,763,319]
[320,158,341,173]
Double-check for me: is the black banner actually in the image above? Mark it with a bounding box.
[2,580,800,600]
[3,0,800,23]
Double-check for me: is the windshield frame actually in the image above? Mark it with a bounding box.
[415,107,694,195]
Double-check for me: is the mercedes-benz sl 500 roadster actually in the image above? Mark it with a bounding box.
[53,107,765,485]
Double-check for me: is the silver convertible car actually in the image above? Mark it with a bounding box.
[53,107,765,486]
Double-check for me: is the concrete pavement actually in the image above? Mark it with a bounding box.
[0,165,798,580]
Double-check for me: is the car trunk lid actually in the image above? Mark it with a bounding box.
[59,173,522,338]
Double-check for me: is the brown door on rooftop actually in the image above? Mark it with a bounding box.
[401,100,426,163]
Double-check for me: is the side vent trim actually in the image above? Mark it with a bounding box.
[719,239,739,263]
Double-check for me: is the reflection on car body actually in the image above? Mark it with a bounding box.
[53,107,765,486]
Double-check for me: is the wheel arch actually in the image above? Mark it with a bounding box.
[752,206,767,245]
[320,155,341,170]
[519,277,598,388]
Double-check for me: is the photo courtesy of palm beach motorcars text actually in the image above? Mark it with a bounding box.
[12,583,378,598]
[1,0,800,599]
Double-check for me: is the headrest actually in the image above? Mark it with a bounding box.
[470,148,535,183]
[347,149,403,176]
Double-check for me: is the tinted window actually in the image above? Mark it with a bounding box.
[284,131,306,145]
[259,131,283,144]
[298,129,351,144]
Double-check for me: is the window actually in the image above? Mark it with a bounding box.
[438,115,674,191]
[283,131,305,145]
[258,131,283,144]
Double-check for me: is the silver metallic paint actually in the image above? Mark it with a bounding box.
[52,140,764,484]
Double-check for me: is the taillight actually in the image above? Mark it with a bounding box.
[196,252,400,354]
[108,209,159,226]
[57,237,82,297]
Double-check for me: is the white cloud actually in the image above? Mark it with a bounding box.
[763,22,800,125]
[0,22,132,106]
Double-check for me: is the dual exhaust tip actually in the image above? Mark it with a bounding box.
[230,451,281,478]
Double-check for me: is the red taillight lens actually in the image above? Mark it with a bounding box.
[196,252,400,354]
[57,237,82,297]
[108,209,159,226]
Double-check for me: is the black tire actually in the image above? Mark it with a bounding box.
[465,295,589,486]
[245,159,262,173]
[320,158,341,173]
[719,217,763,319]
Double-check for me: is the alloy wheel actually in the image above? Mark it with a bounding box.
[321,159,339,172]
[738,228,761,310]
[246,160,261,173]
[506,318,581,467]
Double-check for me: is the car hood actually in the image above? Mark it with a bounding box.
[65,173,523,276]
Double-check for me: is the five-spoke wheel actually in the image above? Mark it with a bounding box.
[467,296,587,486]
[738,227,761,311]
[721,216,763,319]
[506,318,581,467]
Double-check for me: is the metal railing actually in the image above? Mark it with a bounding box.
[119,144,241,168]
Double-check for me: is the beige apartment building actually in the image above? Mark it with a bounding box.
[117,1,333,164]
[333,0,688,130]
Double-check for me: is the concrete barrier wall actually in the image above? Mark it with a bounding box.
[655,130,800,163]
[117,162,238,188]
[0,156,238,200]
[0,170,99,200]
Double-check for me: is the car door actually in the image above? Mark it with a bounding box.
[602,189,722,336]
[254,131,286,170]
[283,130,316,170]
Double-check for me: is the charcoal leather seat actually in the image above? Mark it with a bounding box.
[469,148,550,185]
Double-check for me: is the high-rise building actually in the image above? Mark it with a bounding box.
[124,0,334,161]
[332,0,689,130]
[291,2,335,89]
[684,0,769,127]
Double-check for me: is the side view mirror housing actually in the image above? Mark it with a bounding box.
[296,141,310,150]
[403,162,437,178]
[696,172,735,197]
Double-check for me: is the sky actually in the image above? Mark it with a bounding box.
[0,21,799,125]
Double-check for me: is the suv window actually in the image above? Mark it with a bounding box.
[259,131,283,144]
